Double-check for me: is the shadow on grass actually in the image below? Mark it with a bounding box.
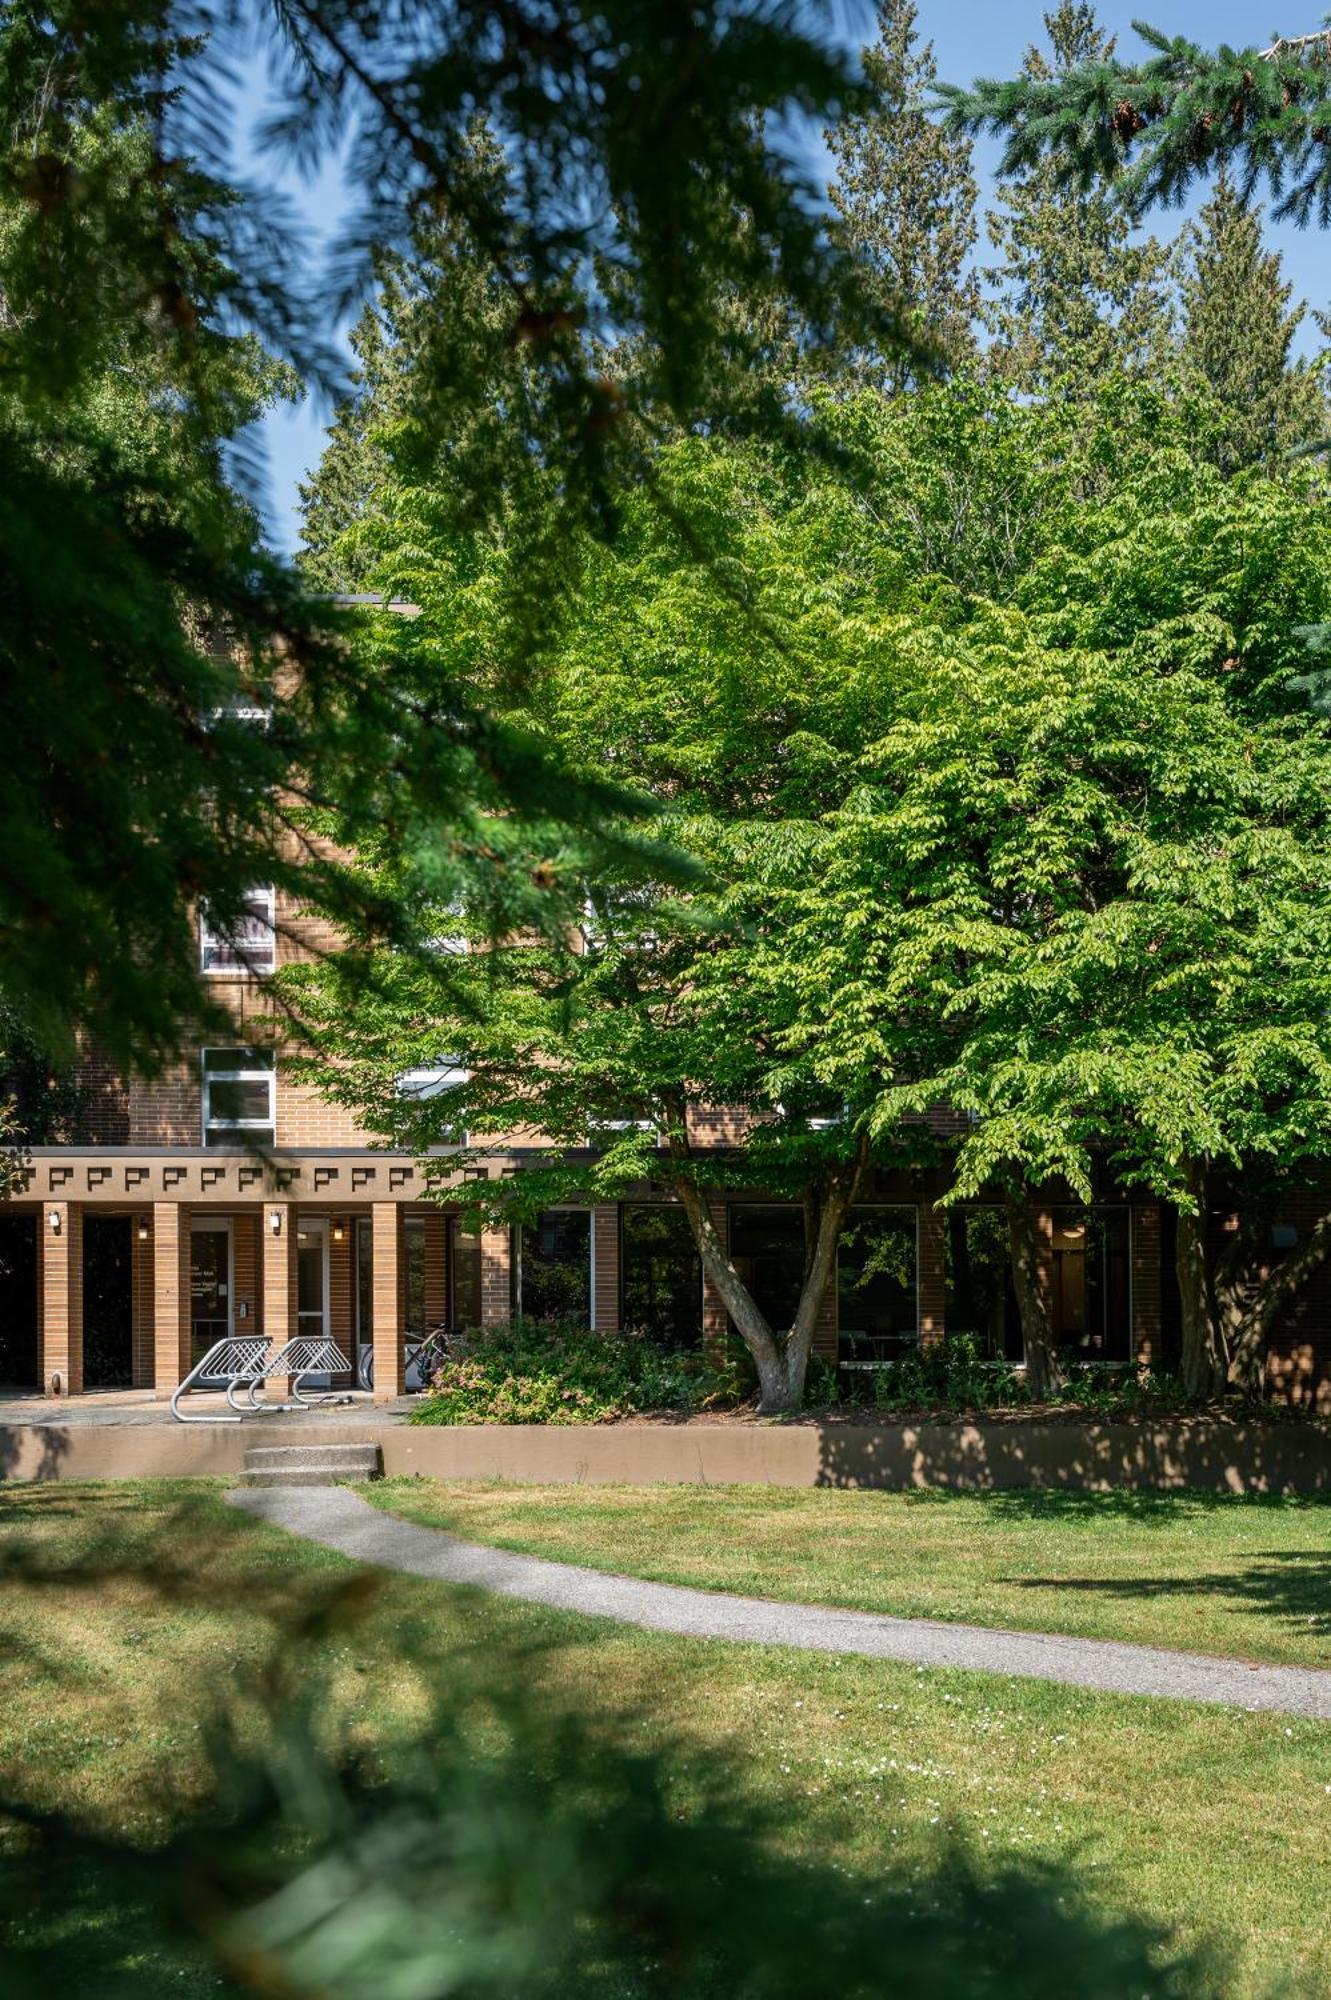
[1002,1551,1331,1634]
[0,1486,1241,2000]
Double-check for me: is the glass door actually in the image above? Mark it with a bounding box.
[190,1220,232,1370]
[297,1219,329,1347]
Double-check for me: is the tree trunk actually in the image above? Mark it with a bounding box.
[783,1162,864,1410]
[670,1141,866,1417]
[1005,1192,1063,1400]
[1227,1208,1331,1394]
[1176,1158,1226,1399]
[673,1178,789,1409]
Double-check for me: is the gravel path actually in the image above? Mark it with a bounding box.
[230,1485,1331,1719]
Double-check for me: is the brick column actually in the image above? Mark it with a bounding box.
[702,1197,729,1361]
[372,1202,406,1400]
[39,1202,83,1395]
[1131,1203,1163,1371]
[262,1203,297,1398]
[1034,1207,1055,1318]
[918,1205,946,1348]
[152,1202,191,1397]
[480,1224,513,1327]
[592,1205,620,1332]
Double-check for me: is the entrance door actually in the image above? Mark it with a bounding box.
[190,1220,232,1369]
[297,1218,329,1350]
[0,1216,37,1386]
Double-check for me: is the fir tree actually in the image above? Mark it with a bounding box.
[981,3,1172,399]
[1177,171,1327,475]
[824,0,979,393]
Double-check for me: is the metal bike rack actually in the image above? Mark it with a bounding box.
[247,1336,355,1412]
[170,1336,274,1424]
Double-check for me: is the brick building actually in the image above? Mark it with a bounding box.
[2,880,1328,1406]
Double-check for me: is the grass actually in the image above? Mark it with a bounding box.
[362,1478,1331,1670]
[1,1480,1330,1997]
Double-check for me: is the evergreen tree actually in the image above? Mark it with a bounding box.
[1177,171,1327,475]
[981,3,1172,399]
[824,0,979,393]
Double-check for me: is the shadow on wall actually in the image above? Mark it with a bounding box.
[814,1421,1331,1496]
[0,1425,70,1482]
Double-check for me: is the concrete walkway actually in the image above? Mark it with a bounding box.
[230,1486,1331,1719]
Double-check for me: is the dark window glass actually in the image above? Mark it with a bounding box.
[405,1216,427,1334]
[621,1205,702,1349]
[1053,1206,1131,1362]
[729,1206,805,1334]
[190,1225,230,1366]
[355,1217,372,1346]
[451,1220,482,1328]
[944,1208,1022,1362]
[837,1207,917,1362]
[519,1210,591,1323]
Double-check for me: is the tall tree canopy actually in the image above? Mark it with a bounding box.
[823,0,979,394]
[1176,171,1327,474]
[0,0,900,1072]
[979,4,1171,400]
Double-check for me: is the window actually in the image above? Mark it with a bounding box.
[1052,1206,1131,1363]
[451,1218,483,1329]
[397,1058,470,1100]
[729,1205,805,1335]
[200,886,276,976]
[201,1047,276,1148]
[944,1208,1022,1362]
[837,1207,917,1363]
[621,1205,702,1349]
[516,1209,591,1322]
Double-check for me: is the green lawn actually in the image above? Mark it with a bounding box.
[363,1477,1331,1669]
[1,1480,1329,1997]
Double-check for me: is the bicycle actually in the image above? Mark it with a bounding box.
[358,1320,459,1393]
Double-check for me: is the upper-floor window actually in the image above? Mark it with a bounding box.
[200,887,276,976]
[396,1057,471,1101]
[202,1047,276,1148]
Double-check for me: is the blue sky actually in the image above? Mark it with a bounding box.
[246,3,1330,556]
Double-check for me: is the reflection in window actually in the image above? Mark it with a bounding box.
[404,1216,427,1335]
[517,1209,591,1323]
[201,1047,275,1148]
[1053,1206,1131,1362]
[729,1206,805,1334]
[621,1205,702,1349]
[451,1219,482,1329]
[944,1208,1022,1362]
[837,1207,917,1363]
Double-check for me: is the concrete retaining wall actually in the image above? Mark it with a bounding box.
[3,1418,1331,1494]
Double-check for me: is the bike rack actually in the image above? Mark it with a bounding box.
[247,1336,355,1412]
[170,1336,274,1424]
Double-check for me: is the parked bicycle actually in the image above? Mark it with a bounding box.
[358,1321,460,1393]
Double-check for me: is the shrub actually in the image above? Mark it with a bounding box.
[410,1318,740,1426]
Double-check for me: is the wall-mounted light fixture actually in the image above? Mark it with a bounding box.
[331,1219,346,1245]
[136,1217,150,1243]
[47,1209,61,1234]
[270,1209,283,1237]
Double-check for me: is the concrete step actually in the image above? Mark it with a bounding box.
[237,1466,382,1489]
[239,1442,383,1486]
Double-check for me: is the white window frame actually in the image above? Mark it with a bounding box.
[396,1057,470,1145]
[201,1047,277,1148]
[200,886,276,977]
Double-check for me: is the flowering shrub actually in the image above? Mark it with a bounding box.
[409,1318,740,1426]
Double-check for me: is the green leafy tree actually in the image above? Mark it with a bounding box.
[824,0,980,393]
[1176,171,1327,474]
[980,4,1172,399]
[289,441,937,1416]
[783,412,1331,1399]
